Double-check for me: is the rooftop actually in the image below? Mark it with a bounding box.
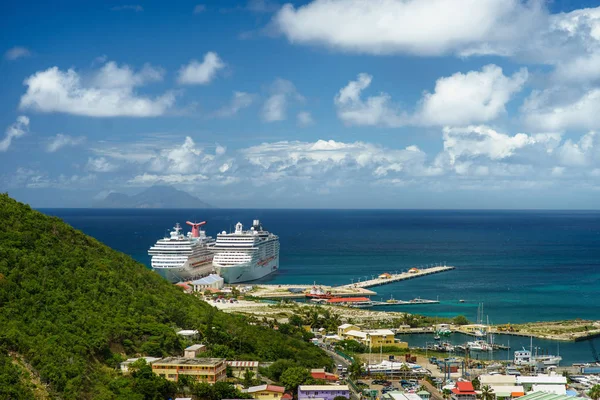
[338,323,357,329]
[226,361,259,367]
[191,274,224,285]
[513,391,581,400]
[517,375,567,384]
[153,357,225,366]
[185,344,206,351]
[244,384,285,394]
[299,385,350,391]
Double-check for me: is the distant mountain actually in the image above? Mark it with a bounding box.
[94,185,213,208]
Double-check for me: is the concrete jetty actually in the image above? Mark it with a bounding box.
[340,265,455,289]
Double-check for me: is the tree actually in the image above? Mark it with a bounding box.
[453,315,469,325]
[481,385,495,400]
[589,385,600,400]
[243,368,255,388]
[280,366,311,392]
[334,396,349,400]
[442,389,452,399]
[471,377,481,391]
[348,360,364,380]
[289,314,303,328]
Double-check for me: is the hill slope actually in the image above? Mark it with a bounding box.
[94,185,213,208]
[0,194,329,399]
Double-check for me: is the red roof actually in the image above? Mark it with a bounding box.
[282,394,293,400]
[266,385,285,393]
[452,382,475,394]
[311,371,338,381]
[327,297,371,303]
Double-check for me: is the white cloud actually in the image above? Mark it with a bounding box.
[297,111,314,126]
[416,65,528,126]
[177,52,225,85]
[46,134,86,152]
[273,0,545,56]
[335,65,525,127]
[215,92,254,117]
[553,54,600,83]
[440,126,560,165]
[523,88,600,132]
[334,73,405,127]
[129,173,209,185]
[86,157,117,172]
[556,132,597,167]
[0,116,29,152]
[4,46,31,61]
[193,4,206,14]
[19,63,174,117]
[111,5,143,12]
[261,79,302,122]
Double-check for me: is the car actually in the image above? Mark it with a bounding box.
[372,379,383,385]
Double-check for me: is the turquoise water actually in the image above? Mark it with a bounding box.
[41,208,600,364]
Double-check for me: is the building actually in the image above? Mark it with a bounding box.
[460,324,489,334]
[478,374,524,399]
[337,323,360,337]
[184,344,206,358]
[175,282,193,293]
[510,392,584,400]
[119,357,162,374]
[226,361,260,378]
[343,329,407,348]
[243,384,285,400]
[382,393,423,400]
[298,385,350,400]
[379,273,392,279]
[177,329,200,339]
[151,357,226,383]
[408,268,419,273]
[310,368,338,382]
[516,375,567,392]
[451,381,477,400]
[191,274,224,291]
[417,390,431,400]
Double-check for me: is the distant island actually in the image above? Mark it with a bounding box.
[94,185,213,208]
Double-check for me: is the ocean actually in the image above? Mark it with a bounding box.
[41,208,600,365]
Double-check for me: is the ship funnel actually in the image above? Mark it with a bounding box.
[253,219,260,227]
[186,221,206,237]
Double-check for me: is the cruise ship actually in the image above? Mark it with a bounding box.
[148,221,215,283]
[212,220,279,283]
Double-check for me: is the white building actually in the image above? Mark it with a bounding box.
[120,357,161,374]
[191,274,224,291]
[184,344,206,358]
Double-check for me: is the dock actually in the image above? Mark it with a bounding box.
[371,298,440,306]
[340,265,455,289]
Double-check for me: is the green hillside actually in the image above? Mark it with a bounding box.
[0,194,330,399]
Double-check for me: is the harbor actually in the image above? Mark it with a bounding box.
[340,265,455,289]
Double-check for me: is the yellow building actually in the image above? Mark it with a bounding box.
[243,384,285,399]
[337,323,360,337]
[226,361,259,378]
[341,328,408,349]
[151,357,226,383]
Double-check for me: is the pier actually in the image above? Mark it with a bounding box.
[340,265,455,289]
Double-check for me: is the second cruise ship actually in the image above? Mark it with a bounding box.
[212,220,279,283]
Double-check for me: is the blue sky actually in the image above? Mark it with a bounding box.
[2,0,600,208]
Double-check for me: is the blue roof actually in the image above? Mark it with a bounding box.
[191,274,223,285]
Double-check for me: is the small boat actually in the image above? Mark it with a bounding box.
[434,335,441,341]
[459,299,465,303]
[306,285,335,299]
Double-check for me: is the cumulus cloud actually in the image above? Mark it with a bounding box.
[0,116,29,152]
[46,134,86,152]
[556,132,597,167]
[86,157,117,172]
[335,65,525,127]
[19,62,174,117]
[215,91,255,117]
[297,111,314,126]
[177,52,225,85]
[416,65,528,125]
[261,79,303,122]
[4,46,31,60]
[272,0,545,57]
[523,88,600,131]
[334,73,405,127]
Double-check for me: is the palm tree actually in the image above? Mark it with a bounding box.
[588,384,600,400]
[481,385,495,400]
[348,360,365,380]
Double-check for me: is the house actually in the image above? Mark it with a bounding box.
[508,392,583,400]
[243,384,285,400]
[298,385,350,400]
[478,374,523,399]
[226,361,260,378]
[191,274,224,291]
[379,273,392,279]
[337,323,360,337]
[311,368,338,382]
[343,329,407,348]
[451,381,477,400]
[184,344,206,358]
[417,390,431,400]
[151,357,226,383]
[119,357,162,374]
[175,282,193,293]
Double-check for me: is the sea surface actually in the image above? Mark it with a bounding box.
[41,208,600,364]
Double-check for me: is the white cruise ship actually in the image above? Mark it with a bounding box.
[148,221,215,283]
[212,220,279,283]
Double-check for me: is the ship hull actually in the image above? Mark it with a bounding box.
[214,256,278,284]
[153,262,214,283]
